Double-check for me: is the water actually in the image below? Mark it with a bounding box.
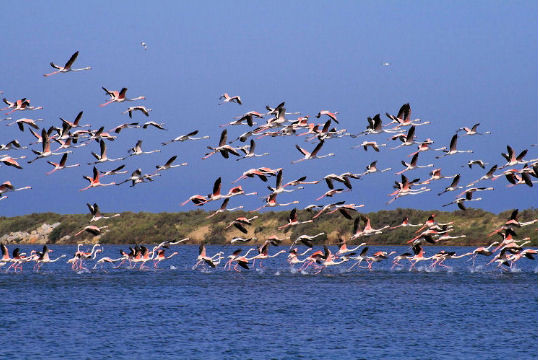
[0,245,537,359]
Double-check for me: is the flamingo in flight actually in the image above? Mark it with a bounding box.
[435,134,473,159]
[457,123,491,136]
[80,167,116,191]
[353,140,387,152]
[74,225,109,237]
[0,139,25,151]
[88,140,123,164]
[385,103,429,128]
[193,244,224,269]
[390,126,416,150]
[206,198,244,219]
[360,161,391,177]
[87,203,120,222]
[155,156,188,172]
[278,208,313,231]
[43,51,91,77]
[7,117,43,132]
[27,129,72,164]
[99,164,127,176]
[437,174,463,196]
[123,106,151,118]
[0,155,26,170]
[236,139,270,160]
[203,129,241,159]
[100,87,145,107]
[218,93,242,105]
[46,153,80,175]
[252,192,299,212]
[292,140,334,164]
[161,130,209,146]
[316,110,339,123]
[0,181,31,200]
[395,153,434,175]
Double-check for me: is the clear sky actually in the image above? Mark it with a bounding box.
[1,1,537,217]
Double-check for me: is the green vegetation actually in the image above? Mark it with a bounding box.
[0,208,537,246]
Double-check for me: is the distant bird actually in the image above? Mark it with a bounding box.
[141,41,148,50]
[43,51,91,77]
[457,123,491,136]
[162,130,209,145]
[435,134,473,158]
[203,129,241,159]
[123,106,151,118]
[292,141,334,164]
[142,121,165,130]
[155,156,187,172]
[100,87,145,107]
[46,153,80,175]
[80,167,116,191]
[219,93,242,105]
[437,174,463,196]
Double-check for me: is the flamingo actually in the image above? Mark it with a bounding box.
[385,103,430,128]
[87,203,120,222]
[125,140,161,158]
[0,181,31,199]
[266,169,302,195]
[463,159,488,169]
[100,164,127,176]
[500,145,531,168]
[395,153,434,175]
[203,129,241,159]
[4,99,42,115]
[153,249,178,268]
[353,140,387,152]
[335,238,366,257]
[27,129,71,164]
[75,225,109,237]
[408,138,435,157]
[7,117,43,132]
[457,123,491,136]
[232,168,269,183]
[365,251,397,270]
[220,111,263,127]
[80,167,116,191]
[390,126,416,150]
[155,156,188,172]
[408,244,434,270]
[100,87,145,107]
[350,215,390,240]
[224,249,254,271]
[43,51,91,77]
[33,245,66,271]
[360,161,391,177]
[387,174,430,204]
[59,111,90,129]
[326,203,365,219]
[0,139,25,151]
[277,208,313,231]
[0,155,26,169]
[504,172,536,188]
[230,237,254,244]
[161,130,209,145]
[316,110,339,123]
[218,93,242,105]
[389,216,423,230]
[110,122,140,134]
[142,121,166,130]
[290,232,325,248]
[466,241,500,267]
[224,216,259,234]
[312,246,350,274]
[236,139,269,160]
[248,240,286,268]
[435,134,473,158]
[391,252,414,269]
[46,153,80,175]
[123,106,151,118]
[193,244,224,269]
[251,193,299,212]
[292,140,334,164]
[442,187,492,210]
[437,174,463,196]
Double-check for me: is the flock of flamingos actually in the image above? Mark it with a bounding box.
[0,50,537,274]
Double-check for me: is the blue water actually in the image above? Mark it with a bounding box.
[0,245,537,359]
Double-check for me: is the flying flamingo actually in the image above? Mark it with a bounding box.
[0,155,26,169]
[153,249,178,268]
[236,139,270,160]
[360,161,391,177]
[7,117,42,132]
[251,193,299,212]
[385,103,429,128]
[248,240,286,268]
[232,168,269,183]
[86,203,120,222]
[0,139,26,151]
[390,126,416,150]
[224,216,259,234]
[125,140,161,158]
[277,208,313,231]
[80,167,116,191]
[350,215,390,240]
[43,51,91,77]
[389,216,423,230]
[335,238,366,257]
[27,129,71,164]
[193,244,224,270]
[0,181,31,200]
[34,245,66,271]
[353,140,387,152]
[203,129,241,159]
[220,111,263,127]
[218,93,242,105]
[395,153,434,175]
[46,153,79,175]
[292,140,334,164]
[100,87,145,107]
[457,123,491,136]
[316,110,339,123]
[421,168,457,185]
[435,134,473,159]
[442,187,491,210]
[123,106,151,118]
[155,156,188,172]
[224,249,254,271]
[142,121,166,130]
[161,130,209,145]
[437,174,463,196]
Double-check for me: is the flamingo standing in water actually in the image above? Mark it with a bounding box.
[43,51,91,77]
[100,87,145,107]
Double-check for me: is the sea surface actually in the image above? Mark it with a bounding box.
[0,245,537,359]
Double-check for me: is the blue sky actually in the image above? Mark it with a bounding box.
[1,1,537,216]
